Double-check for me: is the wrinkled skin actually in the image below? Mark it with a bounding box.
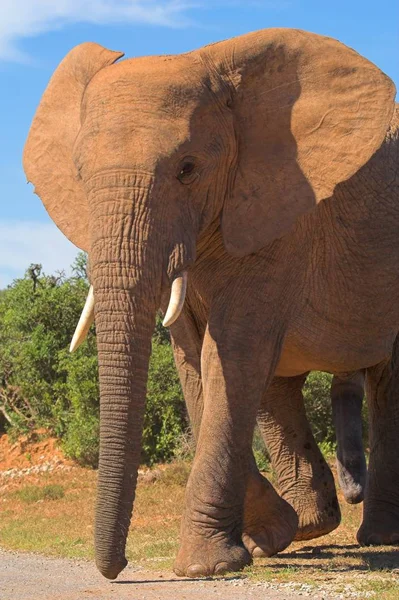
[23,28,398,580]
[169,108,399,570]
[169,305,298,559]
[331,372,367,505]
[171,302,367,548]
[258,370,367,539]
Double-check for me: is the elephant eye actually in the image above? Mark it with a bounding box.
[177,161,197,185]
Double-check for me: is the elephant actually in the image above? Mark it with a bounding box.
[23,28,398,579]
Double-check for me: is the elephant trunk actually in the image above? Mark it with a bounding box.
[93,265,157,579]
[89,179,162,579]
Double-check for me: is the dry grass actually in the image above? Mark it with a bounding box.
[1,463,399,597]
[13,483,65,503]
[0,465,184,565]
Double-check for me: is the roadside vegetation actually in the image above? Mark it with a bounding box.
[0,254,186,467]
[0,254,369,469]
[0,258,395,597]
[1,463,398,598]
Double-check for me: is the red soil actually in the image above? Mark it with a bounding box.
[0,429,71,471]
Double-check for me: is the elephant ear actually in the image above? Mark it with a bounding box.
[200,29,396,256]
[23,43,124,251]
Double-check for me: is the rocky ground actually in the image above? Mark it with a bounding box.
[0,549,342,600]
[1,432,398,600]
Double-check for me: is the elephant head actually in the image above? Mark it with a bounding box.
[23,29,395,579]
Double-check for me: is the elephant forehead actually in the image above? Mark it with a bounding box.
[78,94,198,169]
[78,56,220,171]
[76,114,193,170]
[85,54,211,118]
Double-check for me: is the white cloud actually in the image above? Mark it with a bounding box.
[0,220,79,288]
[0,0,200,62]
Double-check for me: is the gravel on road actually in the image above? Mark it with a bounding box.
[0,549,334,600]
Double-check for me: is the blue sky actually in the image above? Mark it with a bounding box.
[0,0,398,288]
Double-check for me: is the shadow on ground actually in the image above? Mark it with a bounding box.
[255,543,399,573]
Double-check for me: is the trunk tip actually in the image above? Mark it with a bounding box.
[96,556,128,580]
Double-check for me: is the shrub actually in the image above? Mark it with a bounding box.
[303,371,335,445]
[253,426,270,472]
[0,261,91,436]
[173,429,195,462]
[0,254,368,469]
[0,255,188,467]
[303,371,368,449]
[57,339,100,467]
[142,339,187,465]
[318,439,337,461]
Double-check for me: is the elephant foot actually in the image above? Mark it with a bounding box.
[242,470,298,558]
[357,510,399,546]
[294,495,341,541]
[173,531,251,577]
[284,471,341,541]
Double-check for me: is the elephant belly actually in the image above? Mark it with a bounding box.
[275,192,399,377]
[276,271,399,377]
[276,329,397,377]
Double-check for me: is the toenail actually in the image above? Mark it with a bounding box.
[252,546,268,558]
[187,563,207,577]
[214,562,229,575]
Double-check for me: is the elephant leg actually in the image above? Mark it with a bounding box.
[171,306,297,561]
[357,343,399,546]
[331,372,367,504]
[257,374,341,541]
[173,322,297,577]
[241,450,298,558]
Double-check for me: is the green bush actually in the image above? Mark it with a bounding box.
[142,339,187,465]
[0,254,368,469]
[62,411,100,468]
[303,371,335,445]
[57,339,100,467]
[253,426,270,472]
[303,371,368,449]
[0,261,91,436]
[0,255,187,467]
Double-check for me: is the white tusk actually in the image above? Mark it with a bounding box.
[70,285,95,353]
[162,271,188,328]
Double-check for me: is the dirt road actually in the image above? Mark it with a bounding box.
[0,549,335,600]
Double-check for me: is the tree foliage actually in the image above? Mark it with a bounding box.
[303,371,368,449]
[0,254,366,467]
[0,255,187,466]
[143,340,187,465]
[0,262,91,435]
[303,371,335,444]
